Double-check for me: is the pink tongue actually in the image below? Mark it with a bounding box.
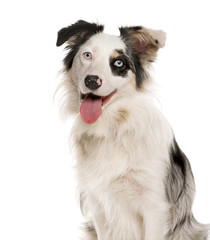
[80,95,102,124]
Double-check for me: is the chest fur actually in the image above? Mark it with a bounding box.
[75,131,168,197]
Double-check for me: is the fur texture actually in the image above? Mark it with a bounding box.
[56,20,209,240]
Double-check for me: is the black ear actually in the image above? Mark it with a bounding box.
[119,25,166,65]
[56,20,104,47]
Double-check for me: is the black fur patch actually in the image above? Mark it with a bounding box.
[110,49,131,77]
[56,20,104,47]
[131,52,146,88]
[119,27,147,88]
[170,140,187,179]
[56,20,104,69]
[166,138,188,203]
[165,138,199,236]
[119,26,143,35]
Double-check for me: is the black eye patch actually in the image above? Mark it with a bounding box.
[110,51,131,77]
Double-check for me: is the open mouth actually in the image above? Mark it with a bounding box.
[81,90,117,106]
[80,90,117,124]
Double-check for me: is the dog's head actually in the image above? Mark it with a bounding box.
[56,20,166,124]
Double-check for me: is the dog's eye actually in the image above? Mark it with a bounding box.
[83,52,92,60]
[114,59,124,68]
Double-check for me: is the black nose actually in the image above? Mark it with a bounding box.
[84,75,102,90]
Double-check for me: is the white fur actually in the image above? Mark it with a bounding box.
[208,231,210,240]
[57,27,209,240]
[73,94,173,240]
[73,33,129,97]
[62,33,174,240]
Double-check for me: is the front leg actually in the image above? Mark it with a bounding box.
[81,194,108,240]
[142,202,168,240]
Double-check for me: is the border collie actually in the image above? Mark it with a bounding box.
[56,20,210,240]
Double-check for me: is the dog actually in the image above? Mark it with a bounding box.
[56,20,210,240]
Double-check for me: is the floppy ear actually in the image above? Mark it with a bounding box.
[56,20,104,47]
[56,20,104,69]
[119,25,166,65]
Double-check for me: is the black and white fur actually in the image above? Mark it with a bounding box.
[56,20,210,240]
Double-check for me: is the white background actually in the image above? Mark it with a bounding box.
[0,0,210,239]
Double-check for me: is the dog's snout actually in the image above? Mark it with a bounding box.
[84,75,102,90]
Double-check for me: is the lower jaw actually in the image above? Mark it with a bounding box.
[102,89,117,106]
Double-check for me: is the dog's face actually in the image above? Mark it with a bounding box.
[72,33,131,96]
[57,20,166,124]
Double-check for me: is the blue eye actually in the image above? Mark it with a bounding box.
[83,52,92,60]
[114,59,124,67]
